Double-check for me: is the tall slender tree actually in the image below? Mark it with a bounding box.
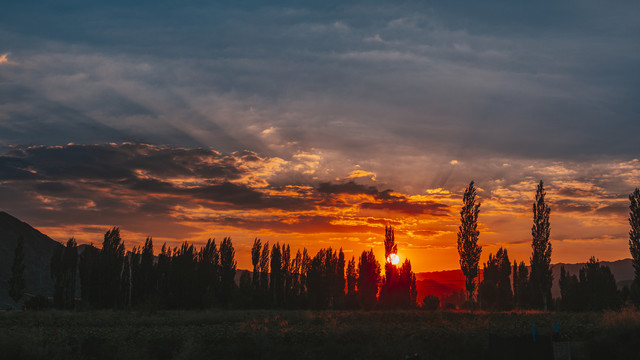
[380,226,399,308]
[270,243,282,306]
[198,238,219,307]
[139,237,155,304]
[357,249,381,310]
[101,227,125,308]
[628,188,640,304]
[259,242,270,306]
[457,181,482,310]
[345,256,358,308]
[530,180,552,310]
[8,236,26,303]
[51,238,78,309]
[219,237,237,305]
[251,238,262,293]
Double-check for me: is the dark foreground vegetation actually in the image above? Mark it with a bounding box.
[1,309,639,360]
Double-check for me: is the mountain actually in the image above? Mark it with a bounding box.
[0,211,63,307]
[550,259,634,297]
[414,259,635,301]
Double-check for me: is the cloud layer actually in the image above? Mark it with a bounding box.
[1,1,639,270]
[1,143,637,271]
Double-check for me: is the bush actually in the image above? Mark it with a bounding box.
[422,295,440,311]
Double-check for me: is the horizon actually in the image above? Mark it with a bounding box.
[2,1,640,272]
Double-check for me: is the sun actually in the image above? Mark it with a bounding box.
[387,253,400,265]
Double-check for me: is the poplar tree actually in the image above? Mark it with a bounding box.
[139,237,155,303]
[629,188,640,304]
[251,238,261,292]
[345,256,358,308]
[457,181,482,310]
[259,242,270,306]
[270,243,282,306]
[101,227,125,308]
[529,180,552,310]
[357,249,381,310]
[51,238,78,309]
[219,237,237,305]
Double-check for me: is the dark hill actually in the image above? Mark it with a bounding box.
[0,211,62,307]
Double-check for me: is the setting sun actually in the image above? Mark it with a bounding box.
[387,253,400,265]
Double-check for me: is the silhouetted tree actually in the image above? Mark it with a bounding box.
[259,242,270,306]
[410,272,417,307]
[198,238,219,307]
[101,227,125,308]
[251,238,261,297]
[121,248,135,308]
[237,271,252,308]
[345,256,358,308]
[629,188,640,305]
[282,244,292,306]
[300,248,311,307]
[559,258,620,311]
[580,257,620,311]
[512,261,530,309]
[357,249,381,310]
[334,248,346,308]
[270,243,283,306]
[530,180,552,310]
[51,238,78,309]
[219,237,237,305]
[559,265,580,311]
[8,236,26,302]
[289,249,304,308]
[478,248,512,310]
[307,248,330,309]
[137,237,155,305]
[380,226,399,308]
[170,242,198,308]
[79,244,101,306]
[398,259,416,308]
[156,243,172,304]
[457,181,482,310]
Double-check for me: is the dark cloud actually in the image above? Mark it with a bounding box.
[318,181,380,196]
[0,144,242,181]
[185,214,376,235]
[595,203,628,217]
[553,199,595,214]
[361,200,450,216]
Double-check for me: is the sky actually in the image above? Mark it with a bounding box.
[1,0,639,272]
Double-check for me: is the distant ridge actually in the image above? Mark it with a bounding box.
[414,259,635,300]
[0,211,62,306]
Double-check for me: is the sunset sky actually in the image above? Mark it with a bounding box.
[1,1,639,272]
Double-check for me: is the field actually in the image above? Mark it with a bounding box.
[1,309,640,360]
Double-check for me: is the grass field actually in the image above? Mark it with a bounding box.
[1,309,639,360]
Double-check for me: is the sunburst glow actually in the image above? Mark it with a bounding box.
[387,253,400,265]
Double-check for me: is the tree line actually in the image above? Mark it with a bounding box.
[36,226,416,311]
[8,182,640,312]
[456,180,640,312]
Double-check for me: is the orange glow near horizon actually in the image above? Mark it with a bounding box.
[3,144,637,274]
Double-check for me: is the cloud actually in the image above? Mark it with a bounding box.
[345,169,376,181]
[0,53,15,65]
